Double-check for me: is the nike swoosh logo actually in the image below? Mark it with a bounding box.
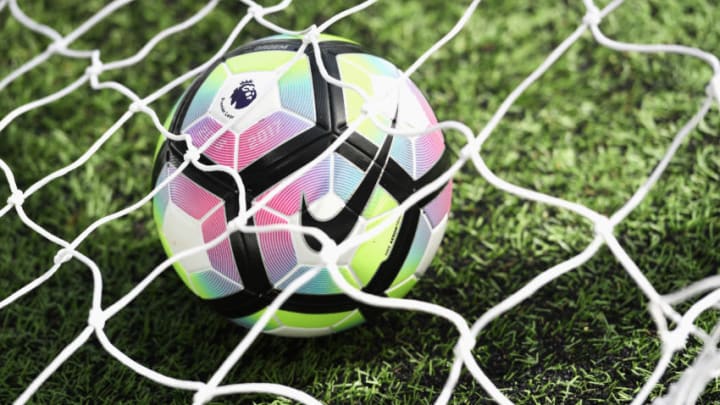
[300,135,394,251]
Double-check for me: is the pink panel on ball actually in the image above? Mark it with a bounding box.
[408,81,445,178]
[187,116,220,147]
[186,116,236,168]
[201,205,226,241]
[422,180,452,228]
[414,130,444,178]
[202,206,241,284]
[169,173,222,220]
[254,208,297,284]
[236,111,313,171]
[205,130,236,168]
[257,157,330,216]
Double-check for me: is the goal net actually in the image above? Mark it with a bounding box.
[1,0,719,403]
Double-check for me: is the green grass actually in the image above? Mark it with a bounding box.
[1,0,719,403]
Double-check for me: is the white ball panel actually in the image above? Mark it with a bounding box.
[396,77,431,132]
[415,213,448,277]
[162,202,215,274]
[208,70,283,135]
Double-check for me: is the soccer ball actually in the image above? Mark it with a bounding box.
[152,34,452,337]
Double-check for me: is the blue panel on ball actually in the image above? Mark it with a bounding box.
[190,269,243,299]
[389,135,414,178]
[333,154,363,202]
[152,163,172,227]
[277,266,342,295]
[181,65,227,131]
[279,57,316,121]
[394,213,432,283]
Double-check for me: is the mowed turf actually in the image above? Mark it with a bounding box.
[1,0,719,403]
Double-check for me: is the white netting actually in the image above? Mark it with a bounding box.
[1,0,719,403]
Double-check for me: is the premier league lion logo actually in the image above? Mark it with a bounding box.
[230,80,257,109]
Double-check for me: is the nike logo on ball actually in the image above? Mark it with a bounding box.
[300,135,393,251]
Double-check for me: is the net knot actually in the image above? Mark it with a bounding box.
[661,329,688,353]
[303,25,321,45]
[47,38,69,54]
[247,4,264,18]
[85,63,103,78]
[593,216,614,237]
[454,334,477,357]
[86,50,104,78]
[459,144,477,161]
[184,144,201,163]
[128,100,147,114]
[6,189,25,207]
[87,308,106,330]
[54,248,74,265]
[228,214,250,233]
[582,4,602,26]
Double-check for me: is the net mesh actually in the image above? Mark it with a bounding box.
[1,0,719,403]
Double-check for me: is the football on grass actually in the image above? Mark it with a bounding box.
[152,34,452,337]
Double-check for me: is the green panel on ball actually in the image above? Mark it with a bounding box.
[339,265,361,289]
[330,310,365,332]
[385,275,418,299]
[362,186,398,218]
[226,51,296,74]
[350,220,399,286]
[358,115,390,146]
[265,33,358,44]
[337,58,372,124]
[315,33,358,44]
[153,135,165,162]
[278,54,315,121]
[388,258,419,291]
[275,309,355,329]
[350,188,401,286]
[337,54,398,145]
